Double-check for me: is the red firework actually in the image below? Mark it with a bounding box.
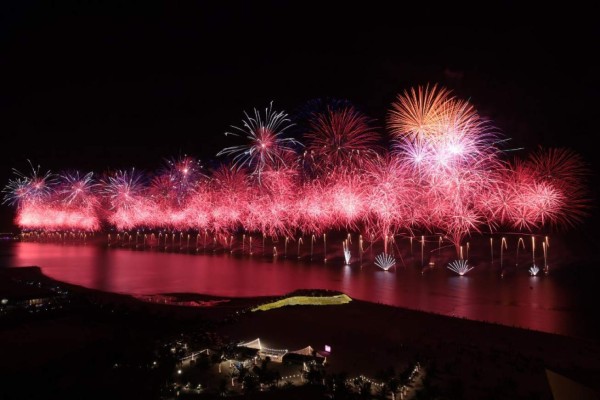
[526,147,589,227]
[3,88,590,252]
[305,106,380,173]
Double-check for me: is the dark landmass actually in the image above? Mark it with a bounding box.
[1,267,599,399]
[222,295,600,399]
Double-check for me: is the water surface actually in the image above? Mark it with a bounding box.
[1,241,597,339]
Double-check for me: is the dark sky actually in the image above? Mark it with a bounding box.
[0,2,598,230]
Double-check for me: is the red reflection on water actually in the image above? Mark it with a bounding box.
[5,242,584,338]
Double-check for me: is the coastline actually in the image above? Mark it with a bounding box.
[2,265,600,399]
[4,237,598,342]
[3,264,599,343]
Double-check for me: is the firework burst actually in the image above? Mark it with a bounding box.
[217,102,301,181]
[388,84,453,141]
[2,86,590,242]
[2,161,55,206]
[162,155,205,203]
[102,169,146,210]
[57,171,99,208]
[527,147,589,227]
[305,106,380,173]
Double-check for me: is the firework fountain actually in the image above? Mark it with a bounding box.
[343,240,352,265]
[447,260,474,276]
[375,253,396,271]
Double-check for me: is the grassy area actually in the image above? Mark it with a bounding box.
[252,294,352,312]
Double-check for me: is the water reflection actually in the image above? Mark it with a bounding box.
[1,242,596,339]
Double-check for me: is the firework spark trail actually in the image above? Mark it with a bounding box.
[293,180,331,235]
[305,106,380,173]
[157,155,206,206]
[388,84,454,141]
[101,169,153,230]
[217,102,301,181]
[57,171,99,207]
[364,155,416,239]
[2,161,55,206]
[527,148,589,227]
[3,86,589,251]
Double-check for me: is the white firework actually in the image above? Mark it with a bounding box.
[343,240,351,264]
[447,260,474,276]
[344,248,351,264]
[375,253,395,271]
[217,102,301,180]
[2,161,55,206]
[529,265,540,276]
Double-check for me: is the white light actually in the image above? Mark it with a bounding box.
[178,369,182,374]
[343,248,351,265]
[375,253,395,271]
[529,265,540,276]
[447,260,473,276]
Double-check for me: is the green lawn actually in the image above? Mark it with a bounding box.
[252,294,352,312]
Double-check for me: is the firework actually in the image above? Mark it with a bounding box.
[150,174,175,202]
[343,240,351,265]
[57,171,99,207]
[387,84,503,254]
[2,161,55,206]
[527,147,589,227]
[529,265,540,276]
[162,155,205,204]
[388,84,453,141]
[217,102,301,180]
[305,106,380,173]
[326,171,367,231]
[17,203,100,231]
[294,180,332,235]
[447,260,474,276]
[374,253,396,271]
[102,169,145,210]
[101,169,151,230]
[528,147,587,191]
[364,155,415,238]
[2,87,589,245]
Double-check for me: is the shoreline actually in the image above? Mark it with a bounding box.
[2,266,600,398]
[3,265,599,350]
[2,264,597,343]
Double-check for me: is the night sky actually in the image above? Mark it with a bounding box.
[1,2,598,231]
